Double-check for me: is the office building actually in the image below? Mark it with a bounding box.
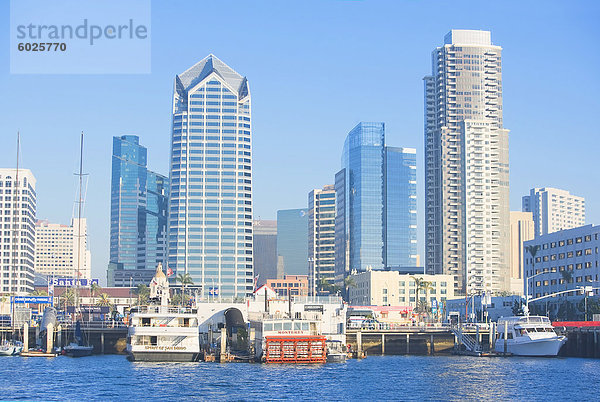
[35,218,92,280]
[509,212,534,295]
[348,270,454,307]
[309,185,336,295]
[334,122,417,290]
[253,220,278,286]
[424,30,510,296]
[266,275,309,298]
[277,208,308,276]
[108,135,169,287]
[523,224,600,299]
[167,55,253,298]
[0,168,36,295]
[522,187,585,237]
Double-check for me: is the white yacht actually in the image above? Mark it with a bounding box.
[126,264,200,362]
[494,316,566,356]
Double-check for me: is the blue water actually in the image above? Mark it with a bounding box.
[0,355,598,401]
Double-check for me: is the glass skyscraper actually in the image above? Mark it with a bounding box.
[108,135,169,287]
[167,55,253,299]
[277,208,308,276]
[334,122,417,288]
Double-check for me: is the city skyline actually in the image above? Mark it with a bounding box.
[1,1,599,282]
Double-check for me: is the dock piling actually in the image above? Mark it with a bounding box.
[46,323,54,354]
[406,333,410,354]
[23,322,29,352]
[381,333,385,355]
[356,331,362,357]
[503,320,508,355]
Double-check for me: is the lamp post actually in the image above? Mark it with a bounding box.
[525,271,547,315]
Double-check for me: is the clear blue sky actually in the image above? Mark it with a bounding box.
[1,0,599,283]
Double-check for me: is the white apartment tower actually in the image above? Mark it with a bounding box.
[308,184,336,296]
[35,218,92,280]
[0,168,36,295]
[522,187,585,237]
[168,55,254,298]
[424,30,510,296]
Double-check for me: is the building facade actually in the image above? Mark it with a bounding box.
[266,275,309,298]
[108,135,169,287]
[276,208,308,276]
[509,211,534,295]
[308,185,336,295]
[334,122,417,290]
[522,187,585,237]
[424,30,510,296]
[0,168,36,295]
[348,270,454,307]
[35,218,92,280]
[253,220,278,286]
[167,55,253,299]
[523,225,600,300]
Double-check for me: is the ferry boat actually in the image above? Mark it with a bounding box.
[494,316,566,356]
[126,264,200,362]
[127,305,200,362]
[254,318,326,363]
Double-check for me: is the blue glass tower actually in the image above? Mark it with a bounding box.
[277,208,309,276]
[168,55,253,299]
[334,123,417,288]
[108,135,169,286]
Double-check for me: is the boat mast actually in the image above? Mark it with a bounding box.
[10,132,20,334]
[74,131,85,318]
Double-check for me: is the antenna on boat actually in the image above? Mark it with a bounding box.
[74,131,87,319]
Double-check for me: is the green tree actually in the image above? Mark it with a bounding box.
[343,276,357,301]
[61,288,76,309]
[512,300,524,316]
[90,282,101,305]
[176,273,194,306]
[31,289,48,296]
[96,293,111,306]
[134,284,150,305]
[410,276,431,313]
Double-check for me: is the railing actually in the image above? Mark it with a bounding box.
[133,306,197,314]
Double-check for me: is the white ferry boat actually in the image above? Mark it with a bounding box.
[126,263,200,362]
[127,305,200,362]
[494,316,566,356]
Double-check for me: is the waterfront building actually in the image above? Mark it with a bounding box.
[445,295,523,322]
[348,270,454,307]
[334,122,417,290]
[523,224,600,300]
[167,55,253,299]
[35,218,91,280]
[0,168,36,295]
[509,212,534,295]
[277,208,308,276]
[308,185,336,295]
[266,275,309,298]
[108,135,169,287]
[424,29,510,296]
[522,187,585,237]
[253,220,279,286]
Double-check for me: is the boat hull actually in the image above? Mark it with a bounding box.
[65,346,94,357]
[127,351,199,362]
[495,337,566,357]
[326,353,347,363]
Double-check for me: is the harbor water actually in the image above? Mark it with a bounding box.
[1,355,598,400]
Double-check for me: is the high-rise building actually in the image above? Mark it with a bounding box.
[108,135,169,287]
[277,208,308,276]
[253,220,278,286]
[334,122,418,290]
[522,187,585,237]
[424,30,510,296]
[0,168,36,295]
[167,55,253,298]
[308,185,336,295]
[509,211,534,295]
[35,218,92,280]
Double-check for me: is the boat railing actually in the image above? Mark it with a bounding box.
[132,305,197,315]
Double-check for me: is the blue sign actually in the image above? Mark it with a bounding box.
[12,296,53,304]
[49,278,99,287]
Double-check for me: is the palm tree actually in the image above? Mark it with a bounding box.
[134,284,150,305]
[61,288,76,310]
[410,276,426,313]
[176,273,194,306]
[31,289,48,296]
[343,276,357,301]
[420,281,433,315]
[90,283,101,306]
[96,293,111,306]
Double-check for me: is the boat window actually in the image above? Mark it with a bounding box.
[283,322,292,330]
[519,329,527,336]
[141,317,151,327]
[294,322,302,330]
[273,322,282,331]
[150,336,158,346]
[507,332,513,339]
[302,322,310,331]
[264,323,273,331]
[183,318,190,327]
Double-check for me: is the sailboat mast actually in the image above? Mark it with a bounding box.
[75,131,85,315]
[11,132,20,332]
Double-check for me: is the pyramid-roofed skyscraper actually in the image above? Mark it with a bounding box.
[168,55,253,298]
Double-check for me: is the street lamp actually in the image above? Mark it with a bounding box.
[525,271,547,315]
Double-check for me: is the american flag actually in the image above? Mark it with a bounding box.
[167,267,174,277]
